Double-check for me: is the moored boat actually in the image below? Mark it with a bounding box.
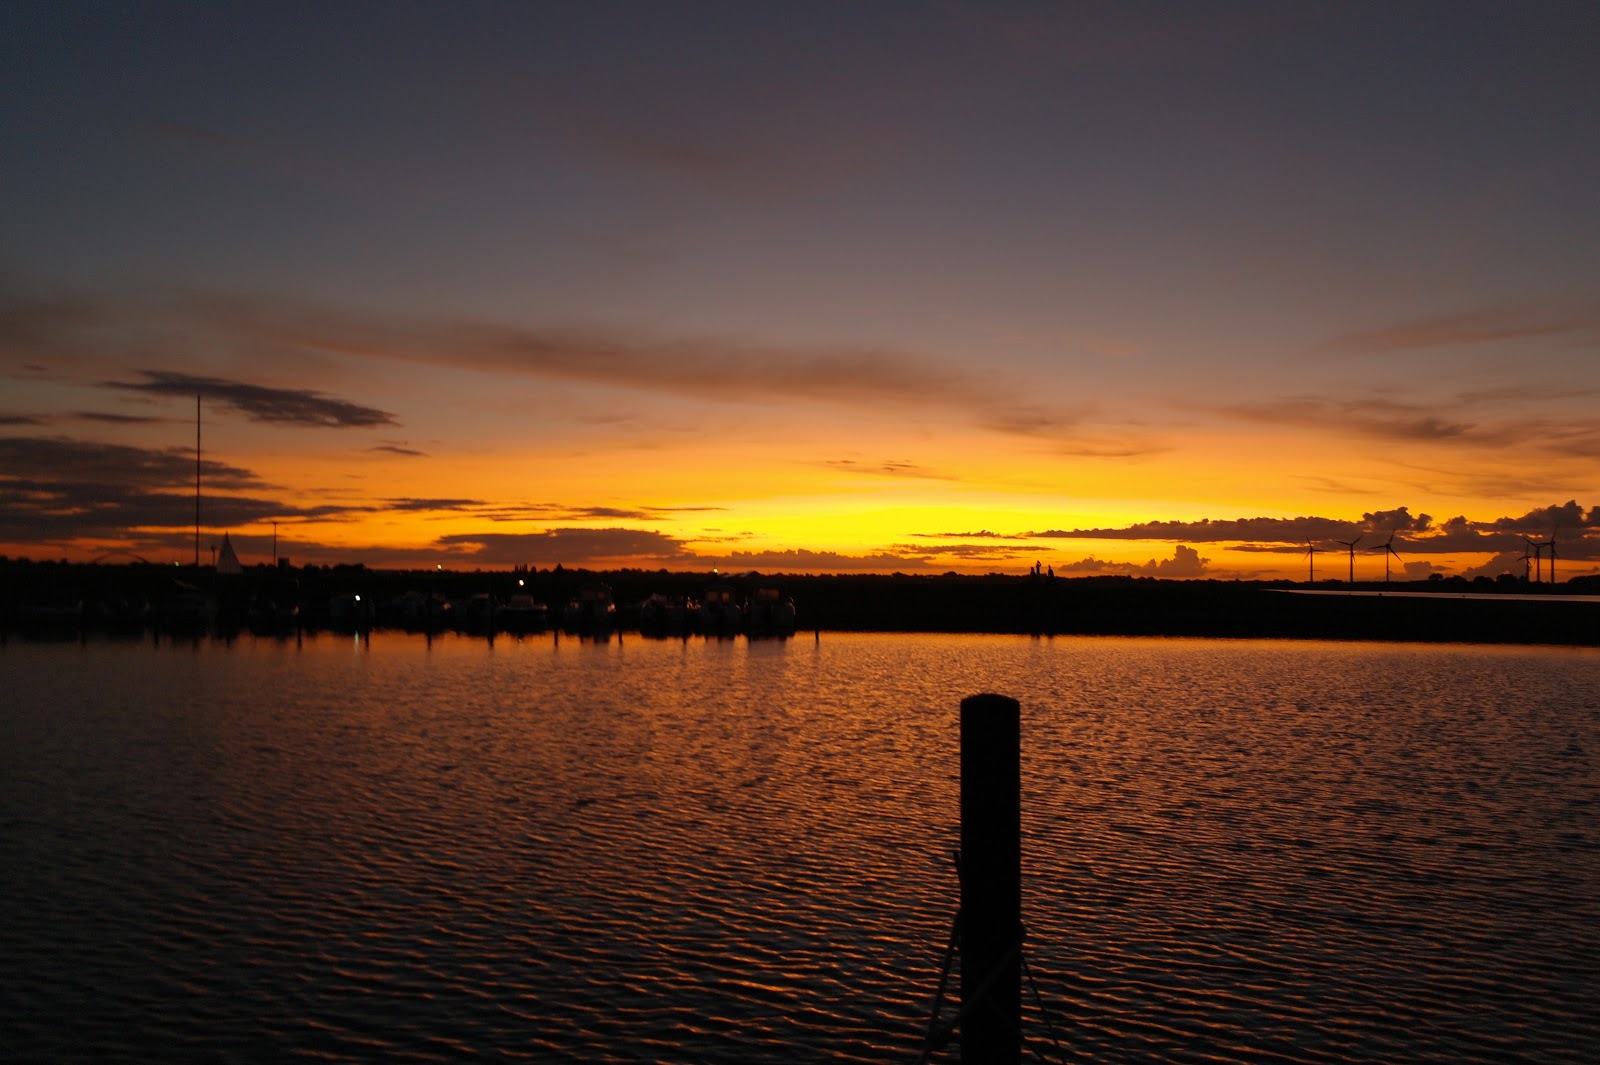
[563,583,616,634]
[698,583,742,635]
[746,585,797,636]
[637,592,692,636]
[498,593,549,633]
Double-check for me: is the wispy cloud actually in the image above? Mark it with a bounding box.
[1322,307,1600,354]
[105,371,397,428]
[369,444,428,457]
[1216,392,1600,458]
[1,285,1105,446]
[821,458,956,480]
[1222,396,1479,443]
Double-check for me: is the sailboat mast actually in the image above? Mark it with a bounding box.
[195,392,201,567]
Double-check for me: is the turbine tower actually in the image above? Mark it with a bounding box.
[1520,536,1536,583]
[1302,540,1320,583]
[1332,533,1363,583]
[1369,531,1402,583]
[1525,534,1548,583]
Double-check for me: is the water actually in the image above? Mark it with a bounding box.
[3,632,1597,1063]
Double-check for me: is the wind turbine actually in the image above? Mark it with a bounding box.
[1524,533,1549,583]
[1302,540,1320,583]
[1332,533,1363,583]
[1520,536,1536,583]
[1369,531,1402,583]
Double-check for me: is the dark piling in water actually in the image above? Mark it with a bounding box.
[960,693,1022,1065]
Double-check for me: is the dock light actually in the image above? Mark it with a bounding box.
[354,595,361,602]
[518,579,525,587]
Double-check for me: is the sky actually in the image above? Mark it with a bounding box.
[3,2,1598,581]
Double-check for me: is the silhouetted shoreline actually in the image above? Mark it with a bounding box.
[5,559,1598,646]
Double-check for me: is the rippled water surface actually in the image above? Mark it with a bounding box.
[3,632,1598,1062]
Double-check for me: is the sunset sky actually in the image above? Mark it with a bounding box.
[3,3,1597,581]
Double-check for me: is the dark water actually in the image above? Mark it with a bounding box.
[3,632,1597,1062]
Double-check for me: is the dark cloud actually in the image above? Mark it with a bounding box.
[72,410,173,424]
[911,530,1031,541]
[1359,506,1431,533]
[0,436,378,544]
[427,531,977,575]
[104,371,396,428]
[1152,544,1210,577]
[1485,500,1597,533]
[0,481,294,540]
[1029,502,1600,562]
[464,503,661,523]
[381,498,486,512]
[369,444,427,457]
[0,435,261,490]
[1031,515,1362,545]
[1052,545,1214,578]
[435,527,689,566]
[713,547,948,573]
[0,414,42,425]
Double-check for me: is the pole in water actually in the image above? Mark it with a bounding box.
[960,693,1021,1065]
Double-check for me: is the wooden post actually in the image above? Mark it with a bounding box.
[960,693,1021,1065]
